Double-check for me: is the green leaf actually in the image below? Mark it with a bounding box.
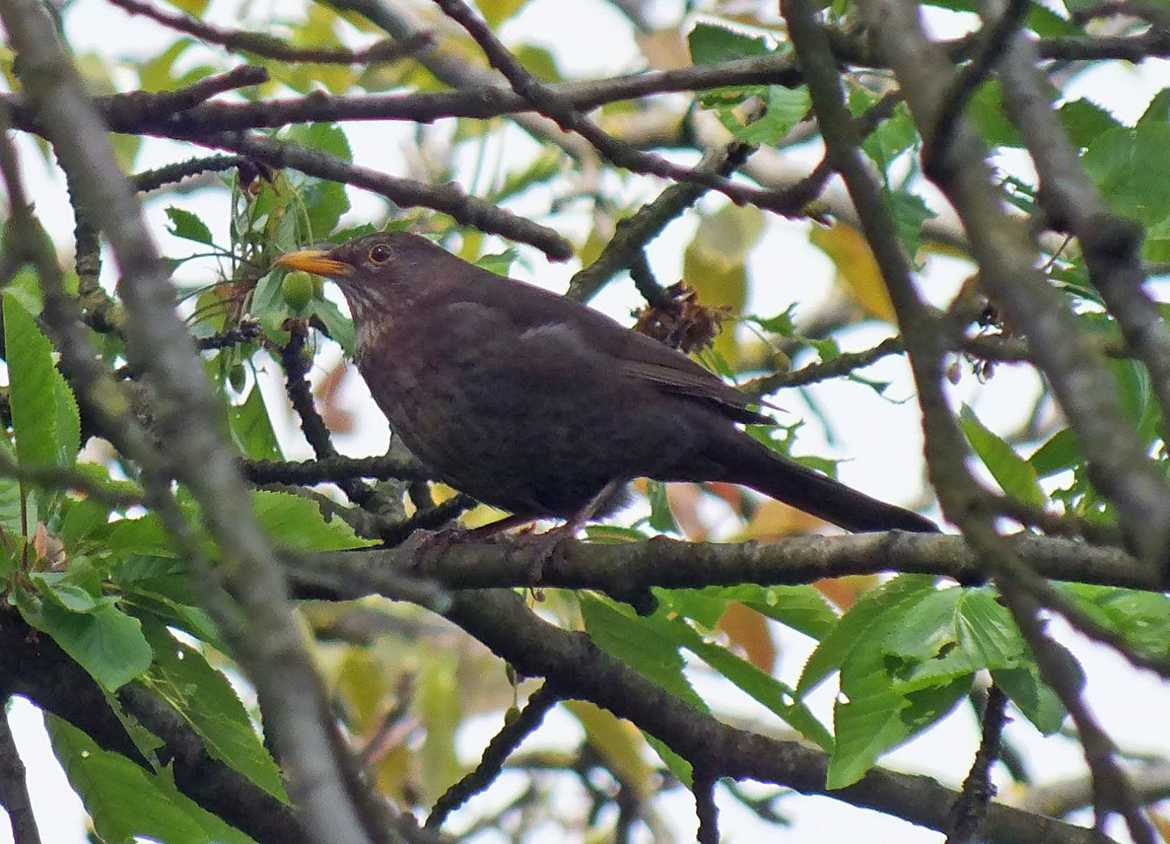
[888,190,936,259]
[959,405,1046,507]
[645,734,692,787]
[31,571,103,612]
[252,490,376,551]
[46,715,256,844]
[300,179,349,240]
[742,585,838,641]
[580,593,706,711]
[4,294,81,467]
[859,99,918,174]
[993,665,1066,735]
[141,620,289,803]
[308,298,355,356]
[287,122,352,163]
[665,614,833,750]
[1059,98,1122,149]
[1029,428,1081,478]
[473,249,518,277]
[966,81,1023,148]
[797,575,937,697]
[881,587,1025,692]
[718,86,810,145]
[1138,88,1170,127]
[688,21,772,65]
[672,584,837,641]
[646,480,678,533]
[1083,124,1170,226]
[1062,584,1170,658]
[827,675,970,789]
[20,597,152,691]
[229,385,283,461]
[165,207,215,246]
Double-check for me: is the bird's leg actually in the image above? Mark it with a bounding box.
[517,479,626,585]
[406,512,537,571]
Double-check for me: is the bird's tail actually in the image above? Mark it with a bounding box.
[711,433,938,533]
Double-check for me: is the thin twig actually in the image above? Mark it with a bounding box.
[432,0,813,218]
[108,0,434,65]
[426,683,560,830]
[946,685,1008,844]
[0,704,41,844]
[693,767,719,844]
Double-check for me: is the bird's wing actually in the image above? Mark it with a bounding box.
[454,272,771,424]
[613,332,771,424]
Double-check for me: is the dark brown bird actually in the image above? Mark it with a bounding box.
[277,232,936,534]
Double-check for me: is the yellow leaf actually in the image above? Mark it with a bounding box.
[737,497,824,539]
[809,223,897,323]
[683,204,764,361]
[479,0,529,25]
[335,648,392,733]
[162,0,208,17]
[565,701,654,800]
[417,647,463,802]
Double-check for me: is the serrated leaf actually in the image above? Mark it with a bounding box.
[1083,124,1170,226]
[140,620,288,803]
[718,85,810,145]
[1139,88,1170,127]
[966,80,1024,148]
[1059,98,1122,149]
[798,575,936,697]
[46,715,256,844]
[165,207,215,246]
[21,600,152,691]
[992,665,1066,735]
[287,122,352,164]
[827,675,970,789]
[881,587,1025,692]
[1062,584,1170,658]
[580,593,706,711]
[5,294,80,467]
[959,405,1046,507]
[666,614,833,750]
[252,490,376,550]
[688,21,772,65]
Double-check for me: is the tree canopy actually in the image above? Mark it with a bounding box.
[0,0,1169,842]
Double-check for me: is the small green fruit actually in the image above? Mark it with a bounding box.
[282,271,315,312]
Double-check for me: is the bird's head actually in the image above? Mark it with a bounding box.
[275,231,446,322]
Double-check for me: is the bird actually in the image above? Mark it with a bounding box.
[276,231,937,537]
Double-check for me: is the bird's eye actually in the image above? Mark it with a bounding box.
[368,244,392,263]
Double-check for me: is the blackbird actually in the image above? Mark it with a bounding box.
[277,232,936,534]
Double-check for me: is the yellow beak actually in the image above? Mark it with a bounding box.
[275,249,353,278]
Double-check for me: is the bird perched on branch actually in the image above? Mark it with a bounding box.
[277,232,936,537]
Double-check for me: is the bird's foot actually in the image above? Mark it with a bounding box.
[503,522,581,590]
[403,513,538,573]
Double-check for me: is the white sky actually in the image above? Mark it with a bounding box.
[4,1,1170,842]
